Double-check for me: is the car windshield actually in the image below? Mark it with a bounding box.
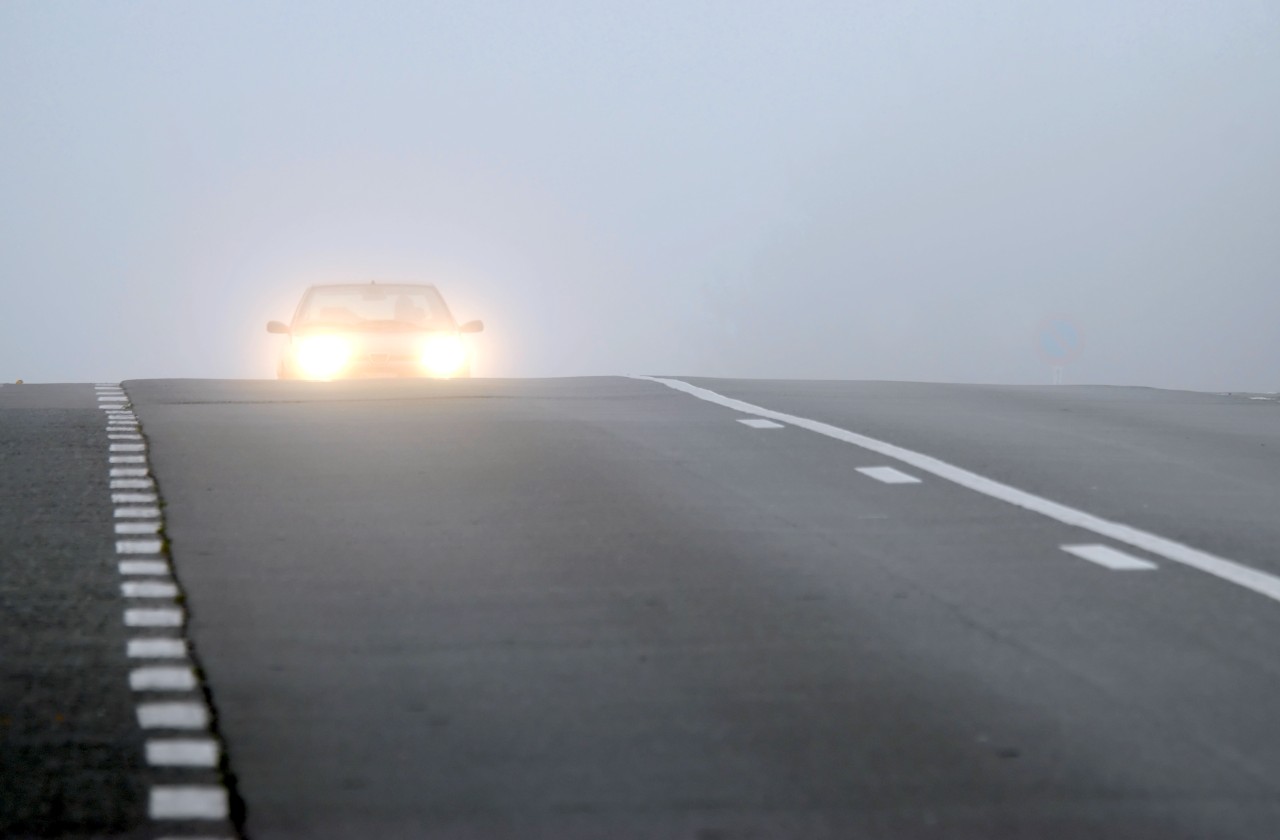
[294,285,454,331]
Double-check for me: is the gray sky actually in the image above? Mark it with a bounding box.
[2,1,1277,389]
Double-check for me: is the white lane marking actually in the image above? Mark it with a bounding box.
[112,478,155,490]
[130,666,197,691]
[117,539,163,554]
[120,560,170,575]
[109,434,142,440]
[146,739,219,767]
[116,507,161,518]
[637,376,1280,605]
[125,607,184,627]
[737,418,785,429]
[122,580,179,598]
[110,455,146,465]
[1062,543,1158,571]
[148,786,229,820]
[110,443,145,452]
[128,637,187,658]
[116,521,162,535]
[111,467,149,478]
[113,492,157,504]
[137,702,208,730]
[857,466,923,485]
[98,396,127,402]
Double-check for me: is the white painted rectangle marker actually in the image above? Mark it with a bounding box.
[116,507,161,518]
[122,580,178,598]
[110,443,145,452]
[137,702,208,730]
[113,493,157,504]
[117,539,163,554]
[109,434,142,440]
[130,666,197,691]
[120,560,170,575]
[128,637,187,658]
[737,418,785,429]
[1061,543,1157,571]
[146,739,219,767]
[111,479,154,490]
[110,456,146,465]
[857,466,922,485]
[110,468,148,478]
[116,521,162,536]
[148,786,229,820]
[124,607,183,627]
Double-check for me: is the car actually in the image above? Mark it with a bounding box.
[267,282,483,380]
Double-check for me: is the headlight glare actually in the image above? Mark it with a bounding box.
[421,334,466,377]
[294,335,352,380]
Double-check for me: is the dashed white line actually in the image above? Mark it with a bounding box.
[111,478,155,490]
[146,739,220,767]
[111,467,149,478]
[857,466,922,485]
[637,375,1280,605]
[137,702,208,730]
[119,560,170,575]
[116,507,161,518]
[122,580,179,598]
[110,443,145,452]
[116,521,162,535]
[130,666,197,691]
[128,638,187,658]
[148,786,229,820]
[1062,543,1158,571]
[117,539,163,554]
[110,455,147,465]
[109,433,143,440]
[125,607,184,627]
[113,492,157,504]
[737,418,785,429]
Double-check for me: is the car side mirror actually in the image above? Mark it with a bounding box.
[267,321,290,334]
[459,320,484,334]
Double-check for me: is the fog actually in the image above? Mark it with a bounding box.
[2,1,1277,390]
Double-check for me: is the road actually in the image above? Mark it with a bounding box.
[4,376,1280,839]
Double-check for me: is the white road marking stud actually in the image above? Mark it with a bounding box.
[148,786,229,820]
[128,637,187,658]
[112,478,155,490]
[122,580,179,598]
[116,507,161,518]
[1061,543,1157,571]
[110,455,146,465]
[857,466,922,485]
[125,608,184,627]
[137,702,208,730]
[111,468,149,478]
[110,443,145,452]
[146,739,219,767]
[117,539,163,554]
[737,418,784,429]
[639,376,1280,605]
[130,666,197,691]
[120,560,170,575]
[116,521,162,535]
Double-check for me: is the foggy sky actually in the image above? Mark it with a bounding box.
[2,1,1277,390]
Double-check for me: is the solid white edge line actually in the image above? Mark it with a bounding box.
[633,375,1280,604]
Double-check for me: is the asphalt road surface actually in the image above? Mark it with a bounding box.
[4,376,1280,839]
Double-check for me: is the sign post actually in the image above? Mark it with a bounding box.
[1036,317,1081,384]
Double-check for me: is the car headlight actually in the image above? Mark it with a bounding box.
[294,335,352,380]
[420,334,466,377]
